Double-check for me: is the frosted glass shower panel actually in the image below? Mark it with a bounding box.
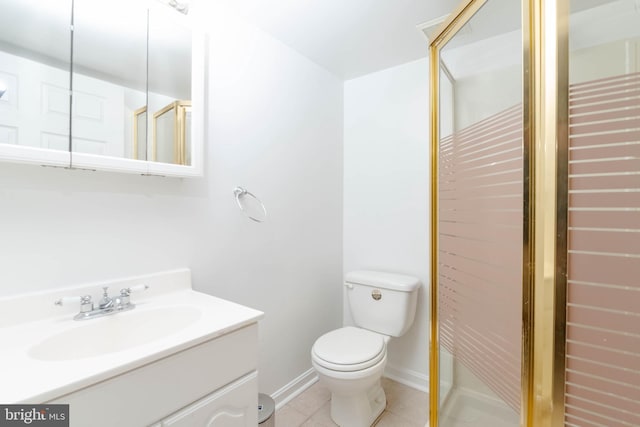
[437,0,523,425]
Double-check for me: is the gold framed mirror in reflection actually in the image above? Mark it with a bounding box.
[152,100,191,165]
[132,106,147,161]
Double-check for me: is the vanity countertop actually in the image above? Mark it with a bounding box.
[0,269,264,403]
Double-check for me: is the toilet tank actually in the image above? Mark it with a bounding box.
[345,270,420,337]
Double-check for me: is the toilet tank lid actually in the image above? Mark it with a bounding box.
[345,270,421,292]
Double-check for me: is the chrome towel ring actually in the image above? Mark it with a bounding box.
[233,186,268,223]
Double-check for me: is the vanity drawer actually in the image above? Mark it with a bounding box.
[48,323,258,427]
[157,371,257,427]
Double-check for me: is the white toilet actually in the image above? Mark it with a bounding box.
[311,270,420,427]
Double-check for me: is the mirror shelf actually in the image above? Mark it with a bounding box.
[0,144,70,168]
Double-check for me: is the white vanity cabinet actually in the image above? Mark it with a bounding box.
[48,323,260,427]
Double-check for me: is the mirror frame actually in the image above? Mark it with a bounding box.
[0,2,205,178]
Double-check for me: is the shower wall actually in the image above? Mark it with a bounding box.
[565,7,640,423]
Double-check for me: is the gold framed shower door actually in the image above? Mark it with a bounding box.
[428,1,569,426]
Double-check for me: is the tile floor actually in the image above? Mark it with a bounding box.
[275,377,428,427]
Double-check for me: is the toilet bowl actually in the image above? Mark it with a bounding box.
[311,326,389,427]
[310,270,420,427]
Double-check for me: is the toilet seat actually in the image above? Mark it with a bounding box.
[312,327,386,372]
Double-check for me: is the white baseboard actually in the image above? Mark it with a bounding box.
[271,368,318,410]
[383,363,429,393]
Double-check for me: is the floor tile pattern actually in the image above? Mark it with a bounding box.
[275,377,427,427]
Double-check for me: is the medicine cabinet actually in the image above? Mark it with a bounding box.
[0,0,204,177]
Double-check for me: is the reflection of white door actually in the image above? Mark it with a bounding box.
[0,50,70,150]
[72,74,124,157]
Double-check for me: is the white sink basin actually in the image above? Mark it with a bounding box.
[29,306,202,361]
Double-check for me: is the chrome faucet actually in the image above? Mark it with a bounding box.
[98,287,114,310]
[55,284,149,320]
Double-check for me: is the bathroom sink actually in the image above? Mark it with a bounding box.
[29,306,202,361]
[0,269,264,405]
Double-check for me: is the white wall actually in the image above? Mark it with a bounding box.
[570,38,640,83]
[196,11,344,396]
[0,9,343,397]
[343,58,430,387]
[453,64,522,131]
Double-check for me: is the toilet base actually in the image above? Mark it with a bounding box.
[312,336,388,427]
[328,379,386,427]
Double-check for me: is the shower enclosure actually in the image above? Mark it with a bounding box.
[429,0,640,426]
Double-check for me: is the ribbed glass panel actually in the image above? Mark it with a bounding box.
[438,103,523,412]
[565,71,640,427]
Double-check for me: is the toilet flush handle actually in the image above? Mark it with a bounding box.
[345,283,353,290]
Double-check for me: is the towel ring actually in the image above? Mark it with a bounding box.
[233,187,267,223]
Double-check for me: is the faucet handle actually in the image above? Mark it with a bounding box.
[118,284,149,308]
[55,295,90,306]
[55,295,94,313]
[120,284,149,296]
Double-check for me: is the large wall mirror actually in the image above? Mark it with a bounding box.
[0,0,204,177]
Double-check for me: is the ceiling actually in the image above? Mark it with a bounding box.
[207,0,461,80]
[4,0,624,87]
[203,0,626,81]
